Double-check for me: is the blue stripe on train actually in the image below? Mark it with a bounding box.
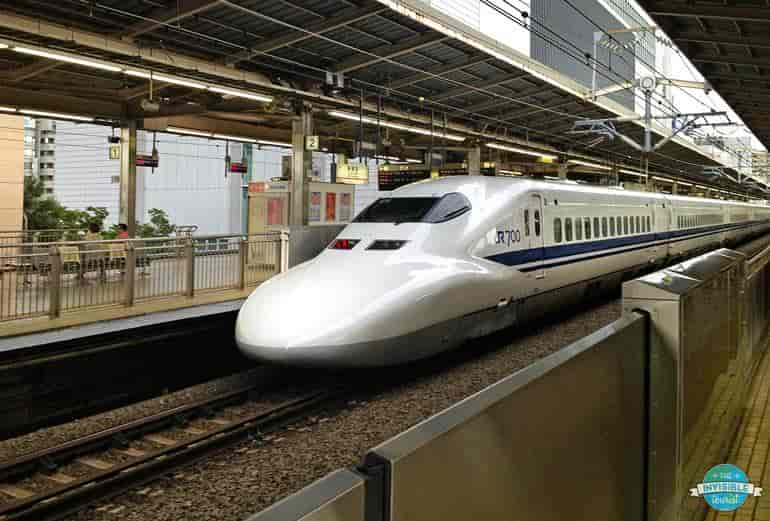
[485,218,770,270]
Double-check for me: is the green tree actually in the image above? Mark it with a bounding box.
[24,177,67,230]
[105,208,176,238]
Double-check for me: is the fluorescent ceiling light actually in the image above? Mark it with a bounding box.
[209,86,272,103]
[498,169,522,176]
[374,155,422,164]
[485,142,557,160]
[0,44,8,49]
[212,133,256,143]
[0,106,17,112]
[166,126,211,137]
[676,180,693,187]
[125,70,152,79]
[652,176,673,183]
[153,74,205,89]
[13,46,121,72]
[328,110,465,142]
[20,109,93,122]
[167,126,289,146]
[568,159,611,171]
[619,168,646,177]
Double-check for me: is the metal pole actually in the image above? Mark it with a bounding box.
[125,242,136,307]
[644,89,653,153]
[280,230,290,273]
[119,120,138,237]
[49,246,61,319]
[185,238,195,297]
[290,105,312,226]
[239,237,248,290]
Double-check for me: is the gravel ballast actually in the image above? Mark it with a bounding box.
[54,298,622,521]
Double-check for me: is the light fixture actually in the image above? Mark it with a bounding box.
[166,126,211,137]
[209,86,272,103]
[374,155,422,164]
[256,139,291,148]
[13,46,121,72]
[166,126,290,147]
[498,169,523,176]
[153,73,206,89]
[125,70,152,79]
[0,106,16,113]
[328,110,465,142]
[19,109,93,122]
[619,168,646,177]
[568,159,611,171]
[212,133,256,143]
[652,176,674,183]
[485,142,558,160]
[676,180,693,187]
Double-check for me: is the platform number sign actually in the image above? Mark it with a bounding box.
[305,135,319,151]
[109,145,120,160]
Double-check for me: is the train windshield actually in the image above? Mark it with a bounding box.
[354,193,471,224]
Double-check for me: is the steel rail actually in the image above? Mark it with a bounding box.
[0,385,341,521]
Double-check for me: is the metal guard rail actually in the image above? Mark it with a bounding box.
[0,232,289,322]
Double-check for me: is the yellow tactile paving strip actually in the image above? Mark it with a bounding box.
[707,349,770,521]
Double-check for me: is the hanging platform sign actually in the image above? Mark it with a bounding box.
[336,162,369,185]
[109,145,120,160]
[229,162,248,174]
[136,154,158,168]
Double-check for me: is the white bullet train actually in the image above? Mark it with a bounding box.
[235,176,770,367]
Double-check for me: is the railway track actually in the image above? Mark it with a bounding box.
[0,381,342,521]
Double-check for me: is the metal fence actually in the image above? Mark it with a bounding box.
[0,232,288,323]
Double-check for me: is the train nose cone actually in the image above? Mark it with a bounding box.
[234,255,417,366]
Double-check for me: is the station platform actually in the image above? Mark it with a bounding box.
[709,349,770,521]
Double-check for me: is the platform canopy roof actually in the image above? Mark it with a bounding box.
[0,0,758,194]
[638,0,770,151]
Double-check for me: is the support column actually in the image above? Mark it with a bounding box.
[119,120,138,237]
[557,162,568,180]
[610,164,619,185]
[672,182,678,195]
[467,146,481,176]
[290,106,312,226]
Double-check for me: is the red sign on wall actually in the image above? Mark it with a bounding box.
[267,198,283,225]
[325,192,336,221]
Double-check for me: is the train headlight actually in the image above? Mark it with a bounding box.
[329,239,360,250]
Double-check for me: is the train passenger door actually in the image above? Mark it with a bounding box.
[526,195,545,279]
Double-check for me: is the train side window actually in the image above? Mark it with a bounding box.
[601,217,608,237]
[524,209,530,236]
[617,216,622,234]
[534,210,541,236]
[575,218,582,240]
[593,217,600,238]
[647,216,651,231]
[636,216,641,232]
[624,216,629,234]
[677,216,681,228]
[630,217,635,234]
[584,217,592,239]
[554,218,562,243]
[565,218,573,242]
[609,217,616,236]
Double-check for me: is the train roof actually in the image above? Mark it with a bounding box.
[391,176,767,209]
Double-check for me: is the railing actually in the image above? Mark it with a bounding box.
[0,229,86,246]
[0,232,288,323]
